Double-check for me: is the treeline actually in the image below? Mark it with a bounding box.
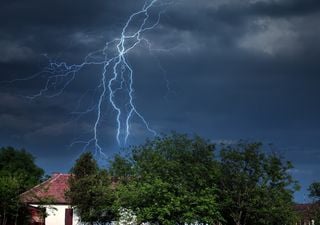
[67,133,302,225]
[1,134,319,225]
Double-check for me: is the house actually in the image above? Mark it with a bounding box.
[20,173,82,225]
[294,204,317,225]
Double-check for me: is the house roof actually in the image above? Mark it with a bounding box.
[20,173,71,204]
[294,203,318,219]
[294,203,312,212]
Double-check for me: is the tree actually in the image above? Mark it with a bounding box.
[109,154,133,184]
[112,133,221,225]
[309,182,320,225]
[218,142,299,225]
[309,182,320,202]
[0,175,20,225]
[66,152,116,225]
[0,146,44,225]
[67,136,301,225]
[0,146,44,190]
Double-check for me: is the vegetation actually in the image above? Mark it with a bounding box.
[0,134,301,225]
[309,182,320,225]
[218,142,299,225]
[66,133,300,225]
[309,182,320,202]
[66,152,116,225]
[0,146,44,225]
[112,134,221,225]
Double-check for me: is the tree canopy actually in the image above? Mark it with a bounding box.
[309,182,320,225]
[68,134,300,225]
[0,146,44,190]
[66,152,116,225]
[309,182,320,202]
[113,134,221,225]
[218,142,299,225]
[0,146,45,225]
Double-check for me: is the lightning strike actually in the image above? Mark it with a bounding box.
[4,0,173,157]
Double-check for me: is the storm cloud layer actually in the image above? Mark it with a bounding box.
[0,0,320,202]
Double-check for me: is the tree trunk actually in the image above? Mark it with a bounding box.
[14,214,18,225]
[232,211,242,225]
[2,210,6,225]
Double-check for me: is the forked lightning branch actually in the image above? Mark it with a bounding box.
[5,0,173,155]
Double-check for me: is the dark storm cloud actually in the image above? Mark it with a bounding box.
[0,0,319,201]
[0,0,136,29]
[1,0,319,140]
[250,0,320,17]
[0,0,149,66]
[158,0,320,36]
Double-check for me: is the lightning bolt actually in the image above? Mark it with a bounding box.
[4,0,173,157]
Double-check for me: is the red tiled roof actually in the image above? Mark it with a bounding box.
[20,173,71,204]
[294,203,317,219]
[294,203,313,212]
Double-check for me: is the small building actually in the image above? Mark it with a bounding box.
[294,204,317,225]
[20,173,81,225]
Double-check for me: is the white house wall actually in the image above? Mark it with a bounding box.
[31,204,83,225]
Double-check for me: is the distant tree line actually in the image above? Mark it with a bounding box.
[67,133,303,225]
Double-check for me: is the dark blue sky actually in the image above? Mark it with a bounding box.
[0,0,320,203]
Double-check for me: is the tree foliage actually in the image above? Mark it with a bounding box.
[113,134,221,225]
[69,134,299,225]
[0,146,44,225]
[67,152,116,225]
[0,175,20,225]
[0,146,44,190]
[218,142,299,225]
[309,182,320,225]
[309,182,320,202]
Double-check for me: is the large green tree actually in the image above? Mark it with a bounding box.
[218,142,299,225]
[0,146,44,190]
[112,133,221,225]
[66,152,116,225]
[0,146,44,225]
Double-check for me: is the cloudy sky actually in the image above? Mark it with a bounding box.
[1,0,320,202]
